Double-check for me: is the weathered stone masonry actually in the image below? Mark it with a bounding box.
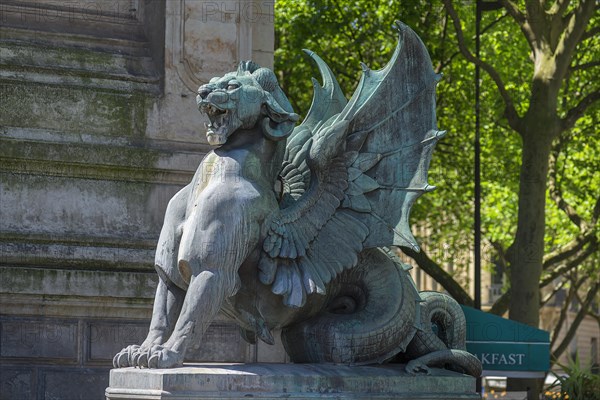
[0,1,275,398]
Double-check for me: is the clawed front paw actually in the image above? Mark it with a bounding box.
[113,344,183,369]
[145,344,184,368]
[113,344,141,368]
[405,361,431,375]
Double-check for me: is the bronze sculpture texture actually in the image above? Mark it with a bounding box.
[114,22,482,378]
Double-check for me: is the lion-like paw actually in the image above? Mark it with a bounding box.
[113,345,141,368]
[405,360,431,375]
[140,345,184,369]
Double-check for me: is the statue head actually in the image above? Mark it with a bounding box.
[197,61,299,146]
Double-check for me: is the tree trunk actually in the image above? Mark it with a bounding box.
[506,117,556,398]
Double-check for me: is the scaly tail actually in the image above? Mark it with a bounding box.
[281,248,420,365]
[405,291,482,377]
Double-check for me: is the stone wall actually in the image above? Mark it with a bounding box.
[0,1,278,399]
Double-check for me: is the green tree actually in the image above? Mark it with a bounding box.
[440,2,599,395]
[275,1,599,398]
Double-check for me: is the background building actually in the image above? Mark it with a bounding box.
[0,1,279,399]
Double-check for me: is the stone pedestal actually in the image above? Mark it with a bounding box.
[106,363,480,400]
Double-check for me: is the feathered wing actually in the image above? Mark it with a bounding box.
[260,22,444,308]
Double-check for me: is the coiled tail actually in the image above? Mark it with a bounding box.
[281,248,420,365]
[405,291,482,377]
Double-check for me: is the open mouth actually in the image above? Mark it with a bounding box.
[201,103,230,145]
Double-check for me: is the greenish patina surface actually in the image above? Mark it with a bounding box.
[113,22,482,378]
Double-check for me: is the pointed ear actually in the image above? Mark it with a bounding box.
[238,60,260,75]
[262,93,299,140]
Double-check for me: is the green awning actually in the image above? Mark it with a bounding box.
[461,306,550,377]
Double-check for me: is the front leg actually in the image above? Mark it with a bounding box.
[142,280,186,346]
[113,278,185,368]
[141,267,239,368]
[138,181,263,368]
[114,184,190,368]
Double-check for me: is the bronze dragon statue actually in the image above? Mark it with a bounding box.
[113,22,482,378]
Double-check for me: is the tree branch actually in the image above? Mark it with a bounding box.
[542,135,598,271]
[593,194,600,224]
[549,0,571,16]
[436,51,461,74]
[435,10,450,74]
[541,278,566,307]
[332,2,365,63]
[490,235,598,316]
[421,1,435,27]
[435,13,510,74]
[543,231,596,270]
[442,0,522,131]
[498,0,538,52]
[489,290,510,316]
[551,281,600,361]
[435,10,508,74]
[549,276,579,349]
[541,236,599,287]
[562,89,600,131]
[500,0,526,22]
[548,139,589,231]
[400,246,474,306]
[490,240,510,278]
[555,0,597,80]
[574,290,600,327]
[582,26,600,41]
[482,12,511,35]
[570,60,600,71]
[524,0,547,41]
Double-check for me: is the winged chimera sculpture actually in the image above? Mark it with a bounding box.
[114,22,481,377]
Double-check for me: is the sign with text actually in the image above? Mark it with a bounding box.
[461,306,550,376]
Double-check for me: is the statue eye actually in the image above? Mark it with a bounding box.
[227,81,240,91]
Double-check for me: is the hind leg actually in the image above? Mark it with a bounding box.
[113,277,185,368]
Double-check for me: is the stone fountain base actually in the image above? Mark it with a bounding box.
[106,363,480,399]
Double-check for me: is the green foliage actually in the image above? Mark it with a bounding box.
[276,0,477,278]
[275,0,599,297]
[275,0,445,113]
[545,354,600,400]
